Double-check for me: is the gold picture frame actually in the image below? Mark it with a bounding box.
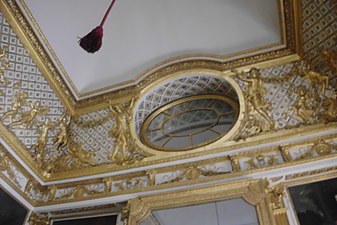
[125,179,279,225]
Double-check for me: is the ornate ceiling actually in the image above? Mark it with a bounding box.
[0,0,336,224]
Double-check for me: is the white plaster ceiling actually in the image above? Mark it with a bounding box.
[21,0,281,97]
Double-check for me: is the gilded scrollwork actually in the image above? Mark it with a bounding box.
[0,153,21,188]
[56,185,100,200]
[245,154,279,169]
[28,212,50,225]
[114,178,145,191]
[242,179,268,205]
[312,139,333,156]
[267,184,285,210]
[159,165,230,185]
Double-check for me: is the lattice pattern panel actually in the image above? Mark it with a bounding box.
[134,75,238,135]
[301,0,337,86]
[71,108,115,165]
[259,61,306,129]
[0,12,65,154]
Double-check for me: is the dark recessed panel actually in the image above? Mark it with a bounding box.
[288,178,337,225]
[53,215,117,225]
[0,187,28,225]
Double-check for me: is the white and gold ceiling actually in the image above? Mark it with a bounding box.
[0,0,336,223]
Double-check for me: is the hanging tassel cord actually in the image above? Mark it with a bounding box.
[100,0,117,27]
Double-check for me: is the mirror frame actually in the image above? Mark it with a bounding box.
[125,179,275,225]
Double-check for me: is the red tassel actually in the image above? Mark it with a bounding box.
[79,26,103,53]
[79,0,117,53]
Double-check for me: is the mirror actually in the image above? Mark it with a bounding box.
[141,198,259,225]
[126,179,273,225]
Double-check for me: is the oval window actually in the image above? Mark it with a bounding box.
[140,95,239,151]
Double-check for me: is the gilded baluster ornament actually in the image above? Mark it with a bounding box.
[279,145,292,162]
[229,154,241,172]
[267,184,290,225]
[268,184,285,210]
[103,177,113,193]
[121,206,130,225]
[146,170,156,186]
[47,185,57,201]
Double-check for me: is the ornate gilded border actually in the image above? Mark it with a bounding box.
[125,179,274,225]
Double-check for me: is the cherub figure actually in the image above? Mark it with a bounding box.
[293,86,316,123]
[51,113,71,151]
[68,142,95,166]
[298,65,329,94]
[8,101,49,128]
[0,47,9,87]
[108,97,136,161]
[1,89,28,123]
[322,49,337,73]
[30,118,54,165]
[235,68,274,130]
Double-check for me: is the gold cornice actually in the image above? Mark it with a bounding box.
[1,131,337,207]
[0,0,76,115]
[28,122,337,181]
[0,124,42,177]
[0,0,300,115]
[0,144,37,206]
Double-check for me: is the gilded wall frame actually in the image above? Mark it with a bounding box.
[125,179,275,225]
[285,169,337,225]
